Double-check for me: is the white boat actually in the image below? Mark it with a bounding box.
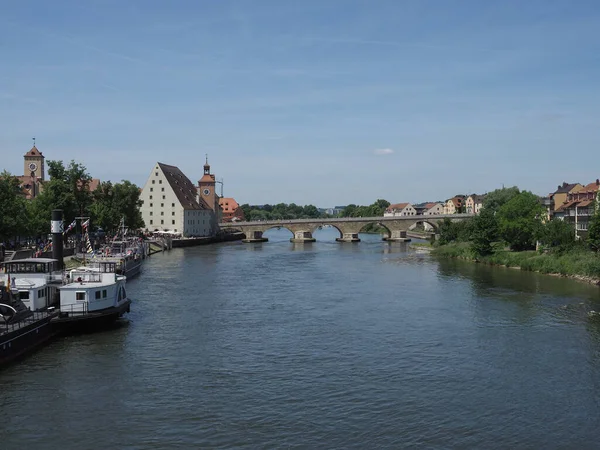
[52,261,131,332]
[0,258,63,311]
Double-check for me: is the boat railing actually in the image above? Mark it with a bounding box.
[0,310,54,335]
[67,271,103,284]
[60,302,89,316]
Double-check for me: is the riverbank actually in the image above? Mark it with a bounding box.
[431,242,600,285]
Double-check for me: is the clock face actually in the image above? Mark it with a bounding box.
[29,162,37,171]
[202,188,210,196]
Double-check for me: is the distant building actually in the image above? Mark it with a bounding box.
[422,202,445,215]
[465,194,486,214]
[15,143,100,199]
[550,182,583,213]
[443,195,466,214]
[555,179,600,238]
[323,206,345,216]
[16,145,45,199]
[139,162,214,236]
[384,203,417,217]
[219,197,245,222]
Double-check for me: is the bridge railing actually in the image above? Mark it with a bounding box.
[219,213,474,227]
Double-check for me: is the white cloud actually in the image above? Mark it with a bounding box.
[373,148,394,155]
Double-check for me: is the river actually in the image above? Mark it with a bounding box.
[2,227,600,449]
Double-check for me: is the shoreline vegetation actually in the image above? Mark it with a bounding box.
[422,186,600,286]
[428,242,600,285]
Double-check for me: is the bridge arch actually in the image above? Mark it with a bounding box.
[309,224,344,239]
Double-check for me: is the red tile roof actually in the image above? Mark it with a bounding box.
[387,202,410,211]
[24,145,43,157]
[581,179,600,193]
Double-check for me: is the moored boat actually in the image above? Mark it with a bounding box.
[51,261,132,333]
[0,276,60,367]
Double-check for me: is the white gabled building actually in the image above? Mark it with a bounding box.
[140,162,215,236]
[384,203,417,217]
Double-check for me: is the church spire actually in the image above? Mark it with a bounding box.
[204,154,210,175]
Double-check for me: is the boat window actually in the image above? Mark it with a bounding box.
[38,289,44,297]
[102,289,107,298]
[95,290,101,300]
[19,291,30,300]
[76,292,86,301]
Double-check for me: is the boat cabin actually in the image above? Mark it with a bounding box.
[59,263,128,315]
[0,258,62,311]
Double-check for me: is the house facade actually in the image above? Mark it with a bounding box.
[423,202,445,215]
[555,179,599,237]
[550,182,583,213]
[139,162,214,236]
[465,194,486,214]
[384,203,417,217]
[443,196,465,214]
[219,197,245,222]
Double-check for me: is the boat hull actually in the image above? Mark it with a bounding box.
[52,299,132,334]
[0,312,60,367]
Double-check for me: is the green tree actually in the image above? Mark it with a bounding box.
[588,196,600,252]
[0,171,29,240]
[89,180,144,232]
[497,191,544,251]
[470,207,498,256]
[540,218,576,252]
[483,186,520,214]
[28,160,93,236]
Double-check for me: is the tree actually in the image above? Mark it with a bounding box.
[28,160,93,236]
[0,171,29,240]
[588,195,600,252]
[89,180,144,232]
[470,207,498,256]
[540,218,576,252]
[483,186,520,214]
[497,191,544,251]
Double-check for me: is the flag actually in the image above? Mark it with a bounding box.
[85,231,94,255]
[82,219,90,229]
[64,220,76,235]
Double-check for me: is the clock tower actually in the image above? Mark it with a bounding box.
[23,142,45,181]
[198,156,217,211]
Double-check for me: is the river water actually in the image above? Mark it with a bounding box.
[2,228,600,449]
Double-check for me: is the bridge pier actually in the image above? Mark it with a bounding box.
[290,231,316,243]
[383,230,411,242]
[336,232,360,243]
[242,230,268,243]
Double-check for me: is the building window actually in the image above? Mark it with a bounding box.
[95,291,101,299]
[149,195,152,199]
[76,292,86,301]
[155,172,158,176]
[161,211,164,216]
[172,203,175,207]
[102,290,107,298]
[161,203,164,207]
[159,180,162,184]
[172,220,175,225]
[150,203,153,207]
[150,212,153,216]
[150,220,153,224]
[161,220,164,224]
[152,180,155,184]
[140,200,144,205]
[172,211,175,216]
[161,187,165,192]
[150,187,153,192]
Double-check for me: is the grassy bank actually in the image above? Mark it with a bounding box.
[432,242,600,282]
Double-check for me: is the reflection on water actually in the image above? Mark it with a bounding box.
[2,228,600,449]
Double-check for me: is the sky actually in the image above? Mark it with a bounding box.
[2,0,600,207]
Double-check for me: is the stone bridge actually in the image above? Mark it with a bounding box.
[219,214,474,243]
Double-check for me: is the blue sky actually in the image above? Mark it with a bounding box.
[2,0,599,207]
